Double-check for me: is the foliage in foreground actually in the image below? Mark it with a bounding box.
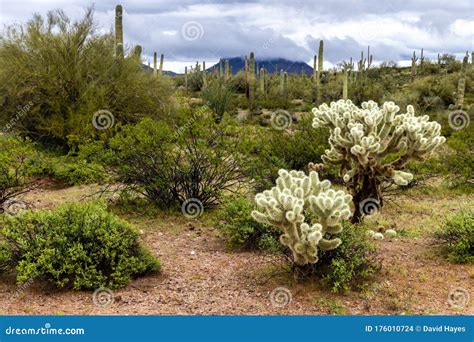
[216,196,282,252]
[315,221,379,293]
[434,210,474,264]
[0,137,35,211]
[0,201,160,289]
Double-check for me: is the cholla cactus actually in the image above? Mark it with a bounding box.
[312,99,446,222]
[251,169,352,265]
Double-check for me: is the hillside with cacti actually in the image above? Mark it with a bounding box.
[0,3,472,317]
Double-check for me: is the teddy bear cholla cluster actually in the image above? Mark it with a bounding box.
[312,100,446,185]
[251,169,352,265]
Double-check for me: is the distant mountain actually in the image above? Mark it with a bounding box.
[142,64,178,76]
[208,57,313,75]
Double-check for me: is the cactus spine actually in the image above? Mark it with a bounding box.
[159,54,164,76]
[455,52,468,109]
[248,52,256,110]
[252,169,352,265]
[115,5,124,58]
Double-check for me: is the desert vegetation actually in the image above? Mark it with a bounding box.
[0,5,472,315]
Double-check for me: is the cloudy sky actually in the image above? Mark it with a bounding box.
[0,0,472,72]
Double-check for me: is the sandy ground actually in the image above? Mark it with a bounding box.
[0,182,472,315]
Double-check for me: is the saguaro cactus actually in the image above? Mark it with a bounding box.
[115,5,124,58]
[252,169,352,265]
[159,54,164,76]
[316,40,324,103]
[133,45,142,60]
[202,61,207,89]
[455,52,469,109]
[411,51,418,81]
[342,70,348,100]
[260,67,266,94]
[153,52,157,78]
[249,52,256,110]
[312,100,446,223]
[184,66,188,93]
[225,60,230,82]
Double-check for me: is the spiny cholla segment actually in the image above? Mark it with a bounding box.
[312,100,446,185]
[251,169,352,265]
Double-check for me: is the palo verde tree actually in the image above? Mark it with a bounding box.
[312,100,446,223]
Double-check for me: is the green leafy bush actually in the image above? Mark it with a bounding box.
[201,79,234,122]
[434,210,474,263]
[0,137,35,210]
[216,196,281,252]
[0,201,160,289]
[85,108,244,208]
[315,222,379,293]
[0,9,173,147]
[443,127,474,190]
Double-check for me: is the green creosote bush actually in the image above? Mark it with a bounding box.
[0,201,160,289]
[316,221,379,293]
[434,210,474,264]
[201,78,234,123]
[82,108,244,208]
[0,136,35,209]
[215,196,282,253]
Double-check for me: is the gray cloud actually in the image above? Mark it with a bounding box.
[0,0,472,72]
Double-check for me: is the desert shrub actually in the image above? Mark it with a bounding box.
[315,222,379,293]
[27,151,107,186]
[215,196,281,252]
[0,239,12,273]
[0,137,35,211]
[0,9,173,147]
[238,117,330,191]
[0,201,160,289]
[85,108,244,208]
[434,210,474,264]
[201,79,234,122]
[443,127,474,190]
